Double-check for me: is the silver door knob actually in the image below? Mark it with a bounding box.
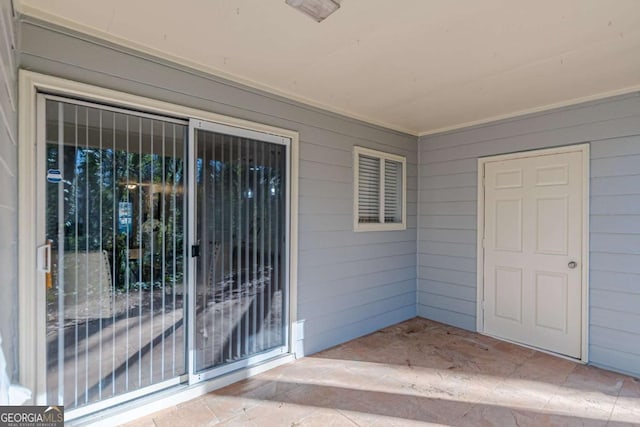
[568,261,578,269]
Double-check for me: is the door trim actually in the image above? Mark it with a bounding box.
[476,144,589,363]
[18,70,299,409]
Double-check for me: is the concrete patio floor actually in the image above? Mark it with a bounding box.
[123,318,640,426]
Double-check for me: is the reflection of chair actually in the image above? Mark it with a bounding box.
[63,251,114,319]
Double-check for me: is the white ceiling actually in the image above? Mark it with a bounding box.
[17,0,640,135]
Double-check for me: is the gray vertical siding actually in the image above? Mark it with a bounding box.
[17,18,417,358]
[418,93,640,377]
[0,0,17,380]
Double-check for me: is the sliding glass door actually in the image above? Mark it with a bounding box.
[189,121,289,381]
[42,96,187,411]
[37,95,290,414]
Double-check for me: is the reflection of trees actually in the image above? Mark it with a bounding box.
[46,144,185,292]
[199,143,285,269]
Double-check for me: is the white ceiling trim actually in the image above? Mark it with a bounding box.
[418,84,640,137]
[15,1,418,136]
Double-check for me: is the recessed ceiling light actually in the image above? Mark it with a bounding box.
[285,0,340,23]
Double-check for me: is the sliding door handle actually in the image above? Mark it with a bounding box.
[37,242,51,273]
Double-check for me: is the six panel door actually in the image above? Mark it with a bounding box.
[483,150,583,358]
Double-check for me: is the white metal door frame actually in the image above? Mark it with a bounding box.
[476,143,590,362]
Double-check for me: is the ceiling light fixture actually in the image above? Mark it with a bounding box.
[285,0,340,23]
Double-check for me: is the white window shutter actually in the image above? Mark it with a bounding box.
[354,146,406,231]
[358,155,380,223]
[384,160,402,223]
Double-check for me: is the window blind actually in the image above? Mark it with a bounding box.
[358,155,380,223]
[384,160,402,223]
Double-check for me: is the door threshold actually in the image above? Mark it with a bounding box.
[482,332,586,364]
[67,353,295,427]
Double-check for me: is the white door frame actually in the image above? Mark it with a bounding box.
[476,143,589,362]
[18,71,300,412]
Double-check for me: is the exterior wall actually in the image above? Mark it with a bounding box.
[0,0,17,381]
[417,92,640,377]
[17,17,417,358]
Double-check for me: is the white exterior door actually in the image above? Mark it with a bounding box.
[482,148,585,358]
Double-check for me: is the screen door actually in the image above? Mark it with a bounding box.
[189,120,290,382]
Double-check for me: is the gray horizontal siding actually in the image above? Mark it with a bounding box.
[0,0,16,381]
[418,91,640,377]
[17,18,418,360]
[590,131,640,377]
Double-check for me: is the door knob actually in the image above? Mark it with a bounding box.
[568,261,578,269]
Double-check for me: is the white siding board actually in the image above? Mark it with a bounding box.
[298,178,352,198]
[299,160,352,183]
[591,308,640,336]
[420,172,477,189]
[300,241,416,268]
[299,195,353,215]
[300,280,415,319]
[591,154,640,177]
[591,216,640,234]
[418,241,477,258]
[590,271,640,295]
[418,279,476,302]
[420,201,477,216]
[590,345,640,379]
[306,292,416,337]
[418,267,476,288]
[0,125,15,175]
[0,0,16,380]
[590,326,640,358]
[420,228,476,245]
[418,291,476,314]
[298,214,352,232]
[299,267,416,304]
[590,135,640,159]
[299,254,416,284]
[591,195,640,215]
[592,175,640,196]
[418,254,476,273]
[420,158,477,177]
[420,215,476,230]
[422,95,640,152]
[417,305,475,331]
[299,229,415,250]
[299,141,352,167]
[591,289,640,312]
[591,254,640,275]
[590,233,640,255]
[419,187,477,202]
[305,305,415,355]
[422,115,640,164]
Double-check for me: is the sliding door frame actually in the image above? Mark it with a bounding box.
[187,119,291,384]
[18,71,299,418]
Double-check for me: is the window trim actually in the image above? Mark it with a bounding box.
[353,146,407,232]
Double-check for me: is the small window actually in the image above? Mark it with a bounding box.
[354,146,406,231]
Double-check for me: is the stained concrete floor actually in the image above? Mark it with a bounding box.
[123,318,640,426]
